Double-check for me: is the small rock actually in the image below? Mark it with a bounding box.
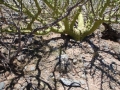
[18,77,26,84]
[57,54,68,60]
[67,44,72,48]
[22,48,28,51]
[0,82,5,90]
[81,74,86,79]
[73,59,78,64]
[103,46,109,50]
[111,45,120,54]
[1,48,8,54]
[60,78,81,87]
[27,37,33,44]
[17,55,25,61]
[49,73,54,77]
[2,24,9,29]
[101,59,106,63]
[49,40,55,44]
[84,62,89,67]
[56,59,72,74]
[109,62,116,73]
[85,86,89,90]
[56,54,72,73]
[7,74,15,80]
[14,84,21,89]
[80,80,86,85]
[48,40,56,47]
[24,64,36,71]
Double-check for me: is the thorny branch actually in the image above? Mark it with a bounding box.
[29,0,88,35]
[9,1,88,65]
[0,1,89,67]
[89,0,96,17]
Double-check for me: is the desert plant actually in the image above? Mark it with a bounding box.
[0,0,120,41]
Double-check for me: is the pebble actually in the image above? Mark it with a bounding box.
[67,44,72,48]
[49,40,56,44]
[17,55,25,61]
[22,48,29,52]
[27,37,33,44]
[84,62,89,67]
[60,78,81,87]
[56,54,72,74]
[85,86,89,90]
[50,47,57,51]
[24,64,36,71]
[111,45,120,54]
[48,73,54,78]
[0,82,5,90]
[1,48,8,54]
[57,54,68,60]
[14,84,21,89]
[48,40,56,46]
[56,63,72,74]
[73,59,78,64]
[81,74,86,79]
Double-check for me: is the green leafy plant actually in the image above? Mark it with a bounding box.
[1,0,120,41]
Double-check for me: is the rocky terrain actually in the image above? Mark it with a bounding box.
[0,24,120,90]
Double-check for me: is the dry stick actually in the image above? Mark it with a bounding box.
[0,8,12,69]
[89,0,96,17]
[2,7,23,66]
[11,1,23,64]
[2,8,12,61]
[13,0,20,9]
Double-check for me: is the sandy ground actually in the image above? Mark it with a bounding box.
[0,31,120,90]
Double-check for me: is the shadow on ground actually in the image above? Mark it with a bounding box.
[0,34,120,90]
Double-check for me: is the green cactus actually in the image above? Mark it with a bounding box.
[1,0,120,41]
